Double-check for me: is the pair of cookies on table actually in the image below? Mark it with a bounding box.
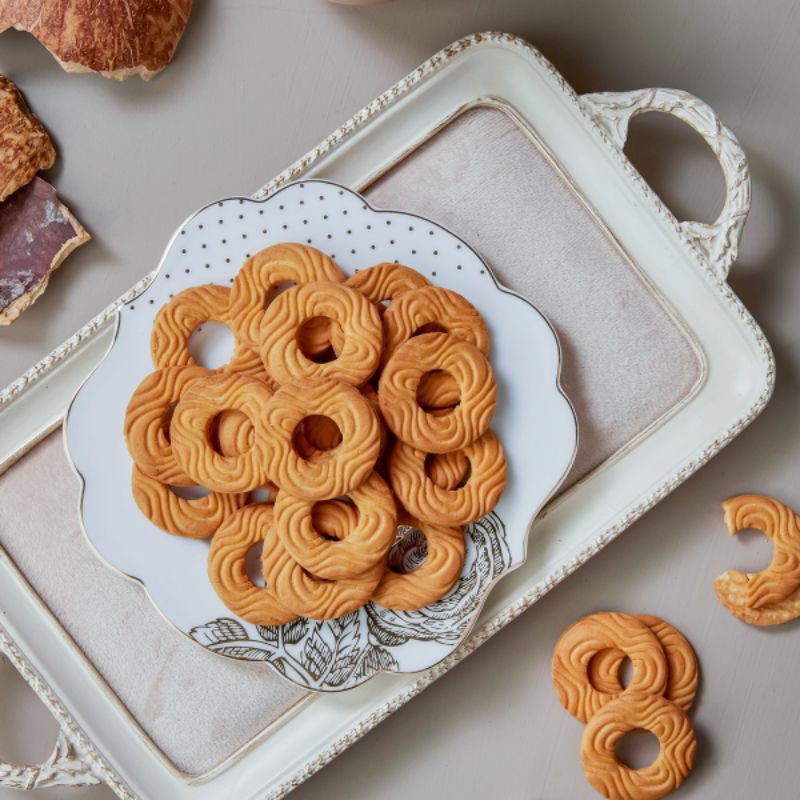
[125,243,507,623]
[552,611,699,800]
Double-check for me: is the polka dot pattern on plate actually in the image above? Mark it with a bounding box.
[121,181,497,383]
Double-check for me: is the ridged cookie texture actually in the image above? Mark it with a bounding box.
[714,570,800,626]
[124,365,212,486]
[345,262,430,313]
[264,377,381,500]
[551,612,668,724]
[371,513,465,611]
[389,430,506,526]
[588,615,699,712]
[208,503,296,626]
[131,465,246,539]
[229,242,344,349]
[260,281,382,386]
[720,494,800,609]
[262,506,384,621]
[171,372,273,493]
[381,285,490,366]
[580,692,696,800]
[275,472,396,580]
[379,333,496,453]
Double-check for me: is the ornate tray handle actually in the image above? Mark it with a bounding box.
[0,637,100,791]
[582,88,751,281]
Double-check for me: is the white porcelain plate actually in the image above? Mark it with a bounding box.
[65,180,577,692]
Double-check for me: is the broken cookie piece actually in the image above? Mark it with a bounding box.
[0,76,56,203]
[0,177,89,325]
[0,0,194,81]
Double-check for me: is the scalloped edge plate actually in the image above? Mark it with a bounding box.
[64,179,577,691]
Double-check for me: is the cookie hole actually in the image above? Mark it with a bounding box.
[732,527,773,574]
[292,415,343,460]
[209,411,254,457]
[416,369,460,413]
[188,320,235,369]
[412,322,447,337]
[244,542,266,588]
[264,280,296,307]
[424,453,471,491]
[388,525,428,574]
[619,656,633,688]
[169,485,212,500]
[614,730,660,770]
[249,486,275,504]
[311,501,354,542]
[297,316,343,364]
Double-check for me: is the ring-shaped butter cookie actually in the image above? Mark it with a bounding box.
[378,333,496,453]
[171,372,273,493]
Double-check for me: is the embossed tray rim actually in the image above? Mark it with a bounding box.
[0,32,773,800]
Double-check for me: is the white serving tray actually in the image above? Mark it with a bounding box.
[0,32,773,799]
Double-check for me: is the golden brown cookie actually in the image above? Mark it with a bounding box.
[580,692,696,800]
[124,365,212,486]
[150,284,252,373]
[131,465,246,539]
[714,571,800,626]
[552,612,668,724]
[207,503,296,625]
[389,430,506,526]
[275,472,396,579]
[379,333,496,453]
[263,377,381,500]
[262,505,384,621]
[719,494,800,609]
[588,615,699,712]
[345,263,430,313]
[371,513,465,611]
[381,286,489,367]
[228,242,344,350]
[260,281,382,386]
[170,372,273,493]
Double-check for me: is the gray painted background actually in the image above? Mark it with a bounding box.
[2,1,800,797]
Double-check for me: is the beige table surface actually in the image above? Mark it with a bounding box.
[2,1,800,798]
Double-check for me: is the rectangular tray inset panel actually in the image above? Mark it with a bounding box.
[0,104,704,779]
[366,106,702,482]
[0,433,307,776]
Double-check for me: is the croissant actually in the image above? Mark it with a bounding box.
[0,0,193,81]
[0,76,55,203]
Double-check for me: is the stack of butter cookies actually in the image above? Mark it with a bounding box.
[124,243,507,624]
[552,612,699,800]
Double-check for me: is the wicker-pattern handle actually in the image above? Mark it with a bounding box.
[582,87,751,281]
[0,649,99,791]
